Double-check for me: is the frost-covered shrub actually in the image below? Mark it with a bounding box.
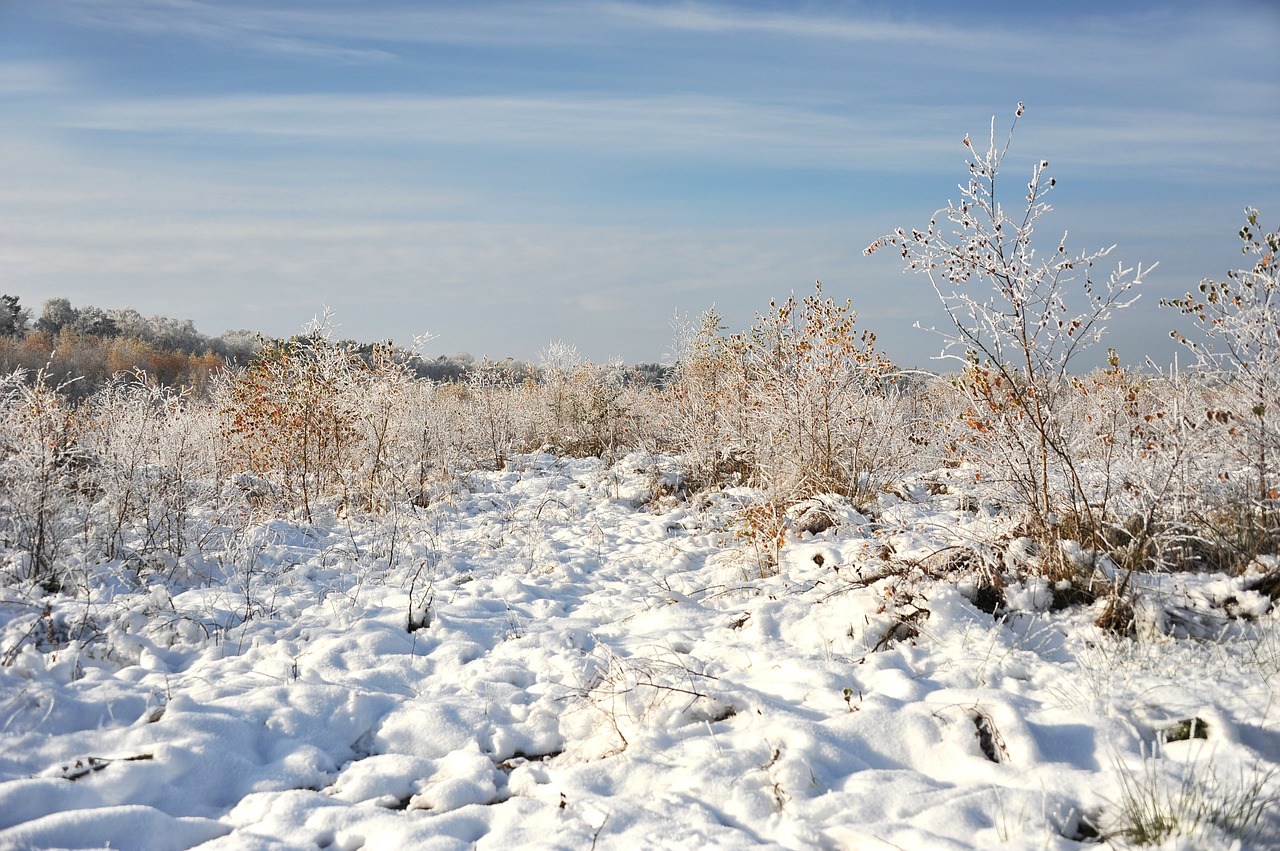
[664,285,918,508]
[1056,365,1230,572]
[537,342,645,462]
[1165,208,1280,563]
[463,358,534,469]
[660,308,748,492]
[0,370,85,589]
[361,376,477,509]
[219,325,365,521]
[79,376,221,562]
[729,285,897,503]
[866,105,1151,573]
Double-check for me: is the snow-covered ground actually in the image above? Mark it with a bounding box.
[1,453,1277,850]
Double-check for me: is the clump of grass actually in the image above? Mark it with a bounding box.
[1239,615,1280,681]
[1104,753,1279,847]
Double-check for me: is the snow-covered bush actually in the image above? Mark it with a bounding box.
[730,285,904,505]
[1058,364,1244,574]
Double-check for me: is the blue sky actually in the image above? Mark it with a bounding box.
[2,1,1278,366]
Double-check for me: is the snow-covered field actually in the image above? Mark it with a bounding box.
[2,453,1278,850]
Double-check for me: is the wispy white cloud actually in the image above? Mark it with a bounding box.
[40,0,1274,82]
[0,61,77,96]
[42,0,962,51]
[42,0,399,62]
[592,1,961,43]
[50,91,948,168]
[23,0,1275,176]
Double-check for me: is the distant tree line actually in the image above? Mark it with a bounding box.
[0,295,673,396]
[0,296,260,397]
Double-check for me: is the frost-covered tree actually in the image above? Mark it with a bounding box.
[35,298,77,335]
[214,330,263,364]
[69,305,119,338]
[34,299,119,339]
[146,316,203,354]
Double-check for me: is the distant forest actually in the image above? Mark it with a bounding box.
[0,295,671,396]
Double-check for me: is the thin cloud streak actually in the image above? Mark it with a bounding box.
[46,91,1277,178]
[0,61,77,96]
[42,0,1275,101]
[47,0,966,50]
[48,92,960,176]
[41,0,399,63]
[594,0,965,43]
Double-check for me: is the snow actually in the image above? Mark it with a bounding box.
[1,452,1277,849]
